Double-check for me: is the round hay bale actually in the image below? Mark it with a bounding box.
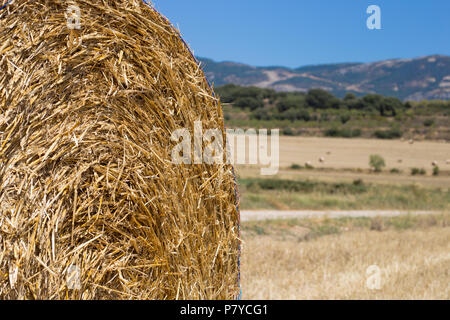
[0,0,240,299]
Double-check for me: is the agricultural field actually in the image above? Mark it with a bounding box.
[274,136,450,171]
[235,136,450,210]
[235,135,449,299]
[236,136,450,173]
[240,214,450,299]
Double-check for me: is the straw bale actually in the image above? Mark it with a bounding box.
[0,0,240,299]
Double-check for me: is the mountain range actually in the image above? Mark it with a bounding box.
[198,55,450,101]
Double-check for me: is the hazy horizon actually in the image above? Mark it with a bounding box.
[198,53,449,69]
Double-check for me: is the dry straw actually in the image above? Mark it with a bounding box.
[0,0,240,299]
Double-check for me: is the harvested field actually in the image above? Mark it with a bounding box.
[241,214,450,300]
[236,135,450,172]
[276,136,449,170]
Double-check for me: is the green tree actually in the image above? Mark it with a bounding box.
[345,97,367,110]
[276,95,306,112]
[344,93,356,101]
[381,97,403,116]
[234,97,264,110]
[363,94,384,115]
[306,89,337,109]
[369,154,386,172]
[215,84,240,103]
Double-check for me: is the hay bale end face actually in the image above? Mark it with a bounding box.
[0,0,240,299]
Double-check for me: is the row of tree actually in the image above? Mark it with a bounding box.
[215,84,412,120]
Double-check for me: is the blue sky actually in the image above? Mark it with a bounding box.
[153,0,450,68]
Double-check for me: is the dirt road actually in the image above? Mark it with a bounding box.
[240,210,439,221]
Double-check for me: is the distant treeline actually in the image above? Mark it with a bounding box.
[215,84,449,121]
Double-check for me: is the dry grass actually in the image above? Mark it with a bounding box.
[276,136,450,170]
[236,136,450,188]
[241,214,450,299]
[0,0,239,299]
[238,177,450,211]
[239,166,450,188]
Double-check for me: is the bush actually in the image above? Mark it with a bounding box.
[344,93,357,101]
[411,168,426,175]
[276,95,306,112]
[369,155,386,172]
[390,168,401,174]
[319,113,330,122]
[433,166,440,176]
[290,163,302,170]
[324,128,362,138]
[374,128,403,139]
[340,113,351,124]
[362,95,403,116]
[244,178,367,194]
[251,108,272,120]
[306,89,338,109]
[305,162,314,170]
[423,119,435,127]
[279,108,311,122]
[234,97,264,110]
[283,127,295,136]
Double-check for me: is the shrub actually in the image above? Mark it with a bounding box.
[423,119,435,127]
[244,178,367,194]
[282,127,295,136]
[305,163,314,169]
[369,155,386,172]
[319,113,330,122]
[290,163,302,170]
[306,89,337,109]
[276,95,306,112]
[251,106,278,120]
[374,128,403,139]
[433,166,440,176]
[344,93,356,101]
[324,128,339,137]
[234,97,264,110]
[390,168,401,174]
[324,128,362,138]
[411,168,426,175]
[340,113,351,124]
[279,108,311,122]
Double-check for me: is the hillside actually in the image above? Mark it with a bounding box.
[199,55,450,101]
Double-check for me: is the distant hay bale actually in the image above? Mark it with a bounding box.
[0,0,239,299]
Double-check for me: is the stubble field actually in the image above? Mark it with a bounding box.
[240,214,450,300]
[235,136,449,299]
